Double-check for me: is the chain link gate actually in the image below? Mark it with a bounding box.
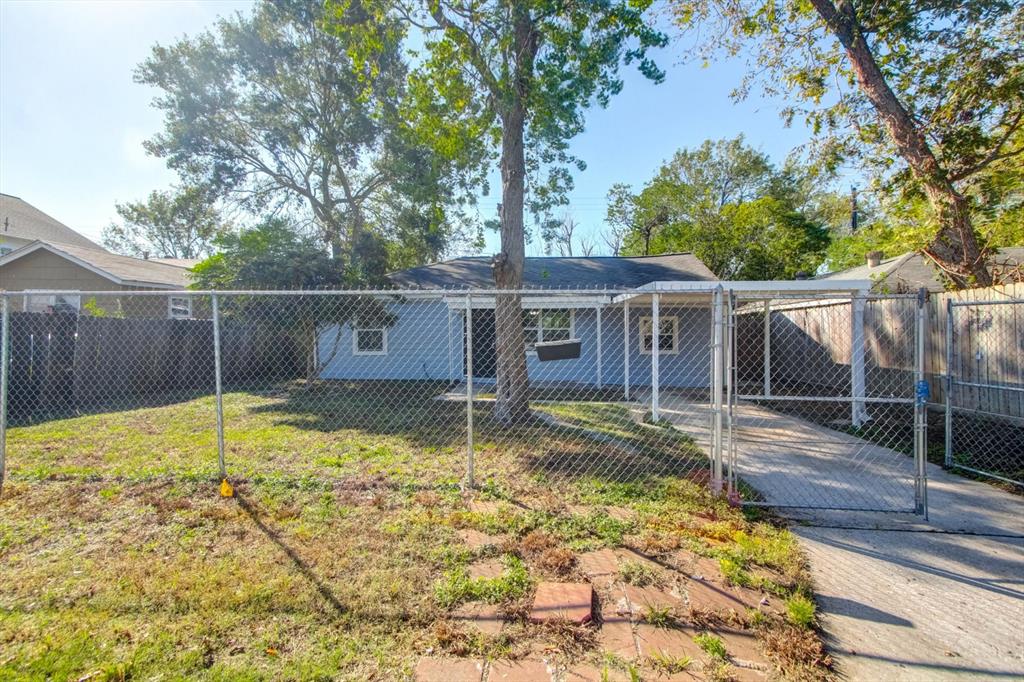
[945,298,1024,486]
[723,290,929,514]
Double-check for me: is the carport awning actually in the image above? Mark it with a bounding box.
[610,279,873,305]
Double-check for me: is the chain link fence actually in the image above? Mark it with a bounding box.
[944,298,1024,486]
[0,286,943,513]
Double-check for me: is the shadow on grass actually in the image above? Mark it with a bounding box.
[235,492,347,618]
[245,380,710,484]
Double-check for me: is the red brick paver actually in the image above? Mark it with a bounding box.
[457,528,500,550]
[529,582,593,623]
[564,663,631,681]
[413,657,483,682]
[634,624,705,661]
[576,548,619,577]
[619,584,681,619]
[685,578,761,616]
[451,601,504,636]
[487,659,552,681]
[712,626,770,670]
[468,559,505,580]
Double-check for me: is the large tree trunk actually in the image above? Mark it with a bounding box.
[810,0,992,287]
[491,105,531,423]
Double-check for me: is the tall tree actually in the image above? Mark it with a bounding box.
[611,137,831,278]
[138,0,464,278]
[191,218,393,380]
[102,185,224,259]
[366,0,666,421]
[672,0,1024,287]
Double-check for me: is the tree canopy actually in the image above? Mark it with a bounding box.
[608,137,832,279]
[342,0,666,420]
[672,0,1024,286]
[138,0,470,279]
[102,185,224,259]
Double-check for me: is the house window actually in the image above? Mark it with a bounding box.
[24,292,81,314]
[523,309,574,351]
[353,325,387,355]
[639,316,679,354]
[168,296,192,320]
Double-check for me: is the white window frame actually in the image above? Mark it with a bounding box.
[22,290,81,314]
[639,315,680,355]
[523,308,575,353]
[352,324,388,356]
[168,295,192,320]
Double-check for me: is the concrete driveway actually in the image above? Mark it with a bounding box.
[655,395,1024,680]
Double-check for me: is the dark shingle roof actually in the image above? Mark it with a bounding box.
[388,253,718,289]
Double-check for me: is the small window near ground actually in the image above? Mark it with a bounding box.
[523,309,573,351]
[168,296,192,320]
[353,326,387,355]
[639,316,679,354]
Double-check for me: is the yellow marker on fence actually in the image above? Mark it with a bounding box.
[220,478,234,498]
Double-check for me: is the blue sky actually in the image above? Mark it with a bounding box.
[1,0,838,257]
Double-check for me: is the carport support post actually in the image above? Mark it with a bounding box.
[914,289,929,518]
[0,294,8,499]
[944,298,953,467]
[212,293,226,480]
[623,300,630,400]
[851,292,868,426]
[711,286,725,494]
[465,294,474,489]
[596,306,603,389]
[651,293,660,421]
[763,300,771,397]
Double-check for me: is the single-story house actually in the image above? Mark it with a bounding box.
[316,253,727,389]
[0,194,198,318]
[818,248,1024,293]
[0,240,196,318]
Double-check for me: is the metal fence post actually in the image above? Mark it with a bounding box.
[465,293,474,489]
[212,293,227,484]
[915,289,929,518]
[651,292,660,421]
[944,297,954,467]
[0,294,8,499]
[711,286,724,494]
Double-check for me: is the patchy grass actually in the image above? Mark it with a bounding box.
[694,632,728,660]
[786,593,817,628]
[618,560,659,587]
[433,555,532,608]
[0,381,828,679]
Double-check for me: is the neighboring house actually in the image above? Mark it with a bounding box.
[818,248,1024,293]
[0,193,106,254]
[0,195,196,318]
[317,253,723,388]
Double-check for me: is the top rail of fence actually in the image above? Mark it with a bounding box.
[0,279,885,299]
[949,297,1024,308]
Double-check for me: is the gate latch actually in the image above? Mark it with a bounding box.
[915,380,930,406]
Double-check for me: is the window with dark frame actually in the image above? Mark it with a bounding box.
[639,316,679,354]
[522,309,573,351]
[353,326,387,355]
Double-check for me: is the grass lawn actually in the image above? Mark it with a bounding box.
[0,381,831,681]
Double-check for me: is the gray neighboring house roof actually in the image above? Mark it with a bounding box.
[388,253,718,289]
[0,240,193,288]
[818,247,1024,292]
[0,193,106,251]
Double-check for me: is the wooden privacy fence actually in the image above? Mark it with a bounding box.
[4,312,302,421]
[735,283,1024,420]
